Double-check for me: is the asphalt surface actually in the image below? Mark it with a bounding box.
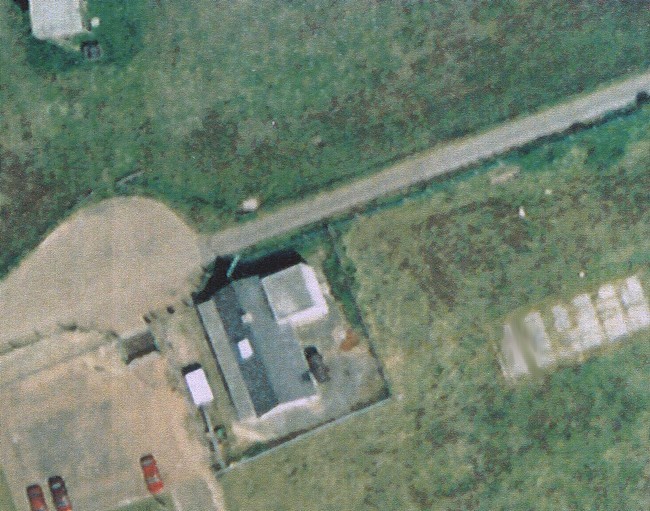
[205,71,650,260]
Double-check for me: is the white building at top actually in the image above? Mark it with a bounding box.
[261,263,329,327]
[29,0,86,40]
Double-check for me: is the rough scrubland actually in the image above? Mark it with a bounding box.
[220,105,650,511]
[1,0,649,276]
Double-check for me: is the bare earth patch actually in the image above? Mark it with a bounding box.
[0,197,203,347]
[0,346,222,511]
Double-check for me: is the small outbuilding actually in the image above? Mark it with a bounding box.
[120,329,158,364]
[29,0,85,40]
[261,263,328,327]
[81,40,102,60]
[183,365,215,407]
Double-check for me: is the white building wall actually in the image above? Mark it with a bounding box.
[280,264,328,327]
[259,394,320,421]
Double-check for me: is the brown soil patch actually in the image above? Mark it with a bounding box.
[0,197,203,346]
[339,328,361,351]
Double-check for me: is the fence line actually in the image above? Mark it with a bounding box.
[216,396,393,476]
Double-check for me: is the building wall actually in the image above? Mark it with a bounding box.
[258,394,320,421]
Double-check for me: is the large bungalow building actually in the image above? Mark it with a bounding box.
[197,263,328,421]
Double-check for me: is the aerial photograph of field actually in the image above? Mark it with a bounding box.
[0,1,648,510]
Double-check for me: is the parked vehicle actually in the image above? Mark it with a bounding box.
[140,454,164,494]
[304,346,331,383]
[26,484,49,511]
[47,477,72,511]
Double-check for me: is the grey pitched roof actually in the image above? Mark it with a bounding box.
[197,299,258,420]
[212,283,279,417]
[197,276,315,419]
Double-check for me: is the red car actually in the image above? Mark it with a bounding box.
[140,454,164,494]
[26,484,49,511]
[47,476,72,511]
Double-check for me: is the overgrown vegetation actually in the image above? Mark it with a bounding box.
[220,106,650,510]
[90,0,147,65]
[1,0,650,277]
[0,469,16,511]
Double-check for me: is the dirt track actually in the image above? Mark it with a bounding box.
[205,70,650,259]
[0,197,203,347]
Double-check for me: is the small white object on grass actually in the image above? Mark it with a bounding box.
[579,271,585,278]
[90,17,100,28]
[241,197,260,212]
[518,206,526,218]
[545,188,553,195]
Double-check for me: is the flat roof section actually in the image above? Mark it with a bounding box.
[184,367,214,407]
[196,299,258,420]
[29,0,85,40]
[261,263,328,326]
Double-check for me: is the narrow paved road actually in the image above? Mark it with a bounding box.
[205,70,650,260]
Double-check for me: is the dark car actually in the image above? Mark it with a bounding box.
[140,454,164,495]
[304,346,331,383]
[26,484,49,511]
[47,476,72,511]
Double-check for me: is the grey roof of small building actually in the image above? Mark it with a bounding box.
[197,276,315,419]
[121,329,157,364]
[29,0,85,40]
[212,284,280,417]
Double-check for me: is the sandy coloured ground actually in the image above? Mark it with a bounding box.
[0,197,203,347]
[0,346,224,511]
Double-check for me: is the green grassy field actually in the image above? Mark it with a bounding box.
[0,469,17,511]
[220,106,650,510]
[1,1,649,277]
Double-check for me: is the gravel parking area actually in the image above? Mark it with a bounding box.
[0,344,222,511]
